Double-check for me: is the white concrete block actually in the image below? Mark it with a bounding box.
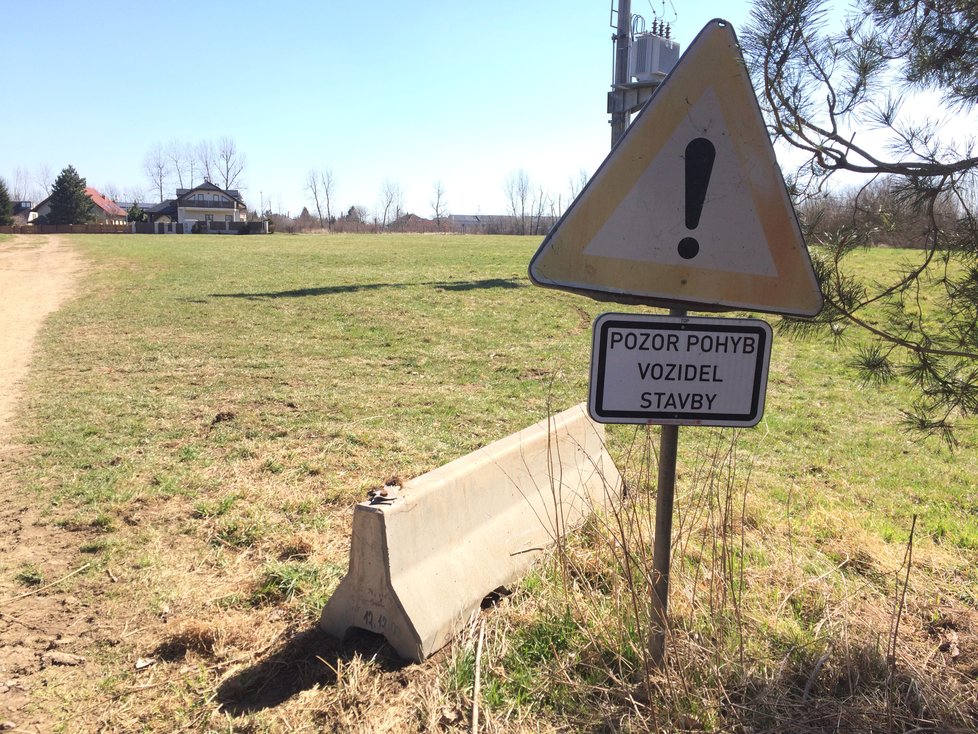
[319,403,622,662]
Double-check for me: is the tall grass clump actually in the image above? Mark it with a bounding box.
[448,425,977,732]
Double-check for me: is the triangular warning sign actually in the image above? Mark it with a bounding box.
[529,19,823,317]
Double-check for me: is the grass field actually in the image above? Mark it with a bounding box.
[2,233,976,732]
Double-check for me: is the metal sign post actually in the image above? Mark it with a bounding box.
[649,308,683,668]
[588,310,774,667]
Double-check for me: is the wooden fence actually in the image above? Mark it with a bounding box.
[0,224,130,235]
[0,222,268,236]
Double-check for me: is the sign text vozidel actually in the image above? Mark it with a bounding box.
[589,313,773,426]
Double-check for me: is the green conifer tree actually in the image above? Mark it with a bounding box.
[127,202,147,223]
[0,178,13,226]
[744,0,978,443]
[46,165,95,225]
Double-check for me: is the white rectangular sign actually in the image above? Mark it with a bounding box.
[589,313,772,426]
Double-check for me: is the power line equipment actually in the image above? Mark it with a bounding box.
[608,0,680,137]
[628,28,679,83]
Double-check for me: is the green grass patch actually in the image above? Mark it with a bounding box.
[14,564,44,587]
[250,559,342,611]
[212,515,263,548]
[5,233,976,731]
[79,539,111,554]
[192,494,237,519]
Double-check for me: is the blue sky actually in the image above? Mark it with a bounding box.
[4,1,776,217]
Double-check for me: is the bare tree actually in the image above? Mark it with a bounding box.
[320,169,335,227]
[505,170,532,234]
[431,181,448,230]
[12,166,30,201]
[101,183,122,202]
[165,139,193,189]
[181,143,198,188]
[195,139,215,184]
[379,179,402,228]
[549,192,563,224]
[34,163,53,198]
[531,185,552,235]
[394,184,404,221]
[306,168,336,230]
[124,186,146,205]
[306,169,325,229]
[568,169,589,200]
[143,144,169,203]
[215,136,246,190]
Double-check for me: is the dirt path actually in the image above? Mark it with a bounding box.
[0,235,82,448]
[0,234,85,730]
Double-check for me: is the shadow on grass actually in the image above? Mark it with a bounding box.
[216,626,408,715]
[207,277,524,301]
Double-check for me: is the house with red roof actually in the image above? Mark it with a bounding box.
[31,187,128,225]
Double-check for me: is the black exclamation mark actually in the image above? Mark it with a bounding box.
[678,137,716,260]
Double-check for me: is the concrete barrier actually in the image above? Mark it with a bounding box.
[319,403,622,662]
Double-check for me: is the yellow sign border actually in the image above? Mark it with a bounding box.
[529,19,823,317]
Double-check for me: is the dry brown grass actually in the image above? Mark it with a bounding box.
[10,414,975,733]
[472,427,978,733]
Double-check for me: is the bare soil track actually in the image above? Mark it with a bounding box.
[0,235,86,731]
[0,235,82,445]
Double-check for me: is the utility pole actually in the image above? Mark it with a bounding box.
[609,2,672,146]
[610,0,632,146]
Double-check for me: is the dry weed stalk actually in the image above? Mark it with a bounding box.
[535,426,977,732]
